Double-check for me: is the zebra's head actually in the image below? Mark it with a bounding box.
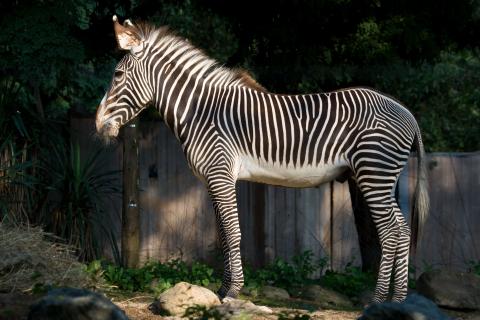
[96,16,153,139]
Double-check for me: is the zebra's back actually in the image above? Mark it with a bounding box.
[213,87,416,186]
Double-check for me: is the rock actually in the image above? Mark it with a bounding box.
[466,312,480,320]
[359,293,451,320]
[356,289,374,306]
[259,285,290,300]
[28,287,127,320]
[240,286,258,297]
[417,269,480,310]
[151,282,221,316]
[214,298,273,318]
[300,284,353,308]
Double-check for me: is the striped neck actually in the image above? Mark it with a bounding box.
[142,31,264,140]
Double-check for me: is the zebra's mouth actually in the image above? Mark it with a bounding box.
[98,121,120,138]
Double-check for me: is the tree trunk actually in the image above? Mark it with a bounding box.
[348,178,381,273]
[122,118,140,268]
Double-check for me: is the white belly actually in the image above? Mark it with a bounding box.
[237,155,349,187]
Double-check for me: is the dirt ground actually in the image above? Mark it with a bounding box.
[0,292,361,320]
[2,292,479,320]
[113,296,361,320]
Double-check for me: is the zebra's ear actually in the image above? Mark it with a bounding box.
[113,15,141,51]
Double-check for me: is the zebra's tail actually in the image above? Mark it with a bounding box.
[411,124,430,253]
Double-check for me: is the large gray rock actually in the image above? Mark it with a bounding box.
[151,282,221,316]
[28,288,127,320]
[417,269,480,310]
[359,293,451,320]
[300,284,353,308]
[259,285,290,300]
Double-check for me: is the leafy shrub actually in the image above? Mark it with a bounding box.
[91,251,327,295]
[95,259,218,294]
[39,142,121,261]
[319,263,376,298]
[244,251,327,290]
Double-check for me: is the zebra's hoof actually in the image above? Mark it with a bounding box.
[221,296,235,303]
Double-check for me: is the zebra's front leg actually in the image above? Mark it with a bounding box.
[208,177,244,299]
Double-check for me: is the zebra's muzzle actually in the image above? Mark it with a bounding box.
[97,121,120,138]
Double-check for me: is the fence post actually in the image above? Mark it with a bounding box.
[122,118,140,268]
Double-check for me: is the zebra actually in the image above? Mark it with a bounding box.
[96,16,429,303]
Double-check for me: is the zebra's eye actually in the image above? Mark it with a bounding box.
[114,70,124,79]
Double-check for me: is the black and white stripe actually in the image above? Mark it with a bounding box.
[96,19,429,303]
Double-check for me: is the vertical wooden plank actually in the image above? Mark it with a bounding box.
[122,118,140,268]
[294,184,332,277]
[138,121,217,264]
[284,188,297,260]
[417,155,450,270]
[264,185,276,263]
[238,181,260,266]
[273,187,284,259]
[237,181,249,262]
[138,121,159,263]
[457,153,480,265]
[417,153,480,273]
[331,180,361,271]
[252,183,266,266]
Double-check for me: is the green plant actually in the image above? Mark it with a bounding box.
[39,141,121,261]
[244,251,324,290]
[468,261,480,276]
[97,259,219,294]
[319,263,376,298]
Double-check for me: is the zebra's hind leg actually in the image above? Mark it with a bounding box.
[207,173,244,299]
[391,208,411,302]
[353,167,410,303]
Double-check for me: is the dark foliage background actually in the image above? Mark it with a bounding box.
[0,0,479,258]
[1,0,479,151]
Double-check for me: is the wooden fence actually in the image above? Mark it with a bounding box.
[72,117,480,273]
